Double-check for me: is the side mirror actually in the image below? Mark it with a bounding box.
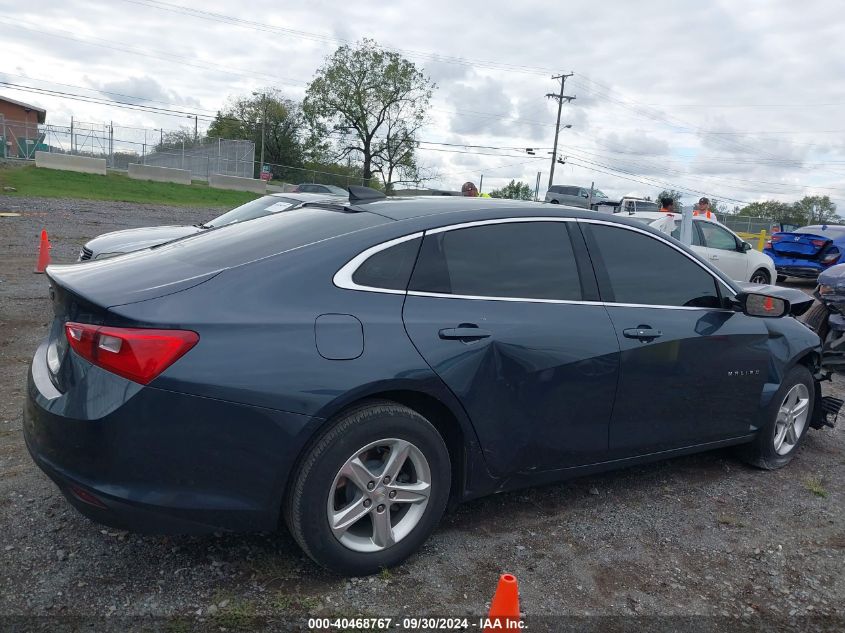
[581,192,589,198]
[736,293,789,318]
[741,241,752,252]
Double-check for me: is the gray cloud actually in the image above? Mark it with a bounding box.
[1,0,843,206]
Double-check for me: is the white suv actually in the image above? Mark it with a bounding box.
[628,212,777,284]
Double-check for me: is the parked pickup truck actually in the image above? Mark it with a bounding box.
[593,195,661,214]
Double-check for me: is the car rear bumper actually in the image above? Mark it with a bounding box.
[764,252,826,279]
[24,340,316,534]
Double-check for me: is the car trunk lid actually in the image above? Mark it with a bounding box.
[770,232,831,258]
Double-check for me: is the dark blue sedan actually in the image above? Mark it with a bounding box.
[24,190,827,575]
[764,224,845,281]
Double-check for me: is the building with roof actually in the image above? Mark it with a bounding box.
[0,94,47,158]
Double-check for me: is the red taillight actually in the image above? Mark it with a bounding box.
[812,239,828,248]
[64,322,198,385]
[68,484,107,509]
[771,234,782,242]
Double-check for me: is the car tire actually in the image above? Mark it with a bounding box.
[777,275,787,283]
[285,401,451,576]
[749,268,771,284]
[738,365,814,470]
[549,199,560,204]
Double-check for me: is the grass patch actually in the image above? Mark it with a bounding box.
[212,599,260,631]
[0,164,259,207]
[804,476,828,498]
[272,592,321,614]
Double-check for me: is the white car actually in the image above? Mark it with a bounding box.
[626,211,776,284]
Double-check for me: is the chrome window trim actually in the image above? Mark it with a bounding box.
[333,231,423,294]
[333,216,736,309]
[406,290,728,311]
[425,216,576,235]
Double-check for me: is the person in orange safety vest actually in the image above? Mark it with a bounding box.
[659,197,675,213]
[694,196,715,220]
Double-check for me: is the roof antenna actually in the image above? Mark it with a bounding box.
[347,186,387,204]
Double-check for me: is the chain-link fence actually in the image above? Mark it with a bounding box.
[716,214,779,235]
[2,118,255,180]
[1,117,378,188]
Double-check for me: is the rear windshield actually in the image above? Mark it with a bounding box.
[153,208,389,267]
[794,225,845,238]
[636,201,660,212]
[208,196,300,227]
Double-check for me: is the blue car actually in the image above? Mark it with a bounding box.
[764,224,845,281]
[24,189,829,575]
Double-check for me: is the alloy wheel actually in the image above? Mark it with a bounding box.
[327,438,431,553]
[773,383,810,455]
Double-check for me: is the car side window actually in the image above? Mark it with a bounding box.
[351,237,422,291]
[587,223,721,308]
[409,221,583,301]
[698,222,739,251]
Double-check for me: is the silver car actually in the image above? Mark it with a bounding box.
[545,185,607,208]
[79,192,344,261]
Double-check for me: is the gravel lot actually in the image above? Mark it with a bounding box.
[0,196,843,631]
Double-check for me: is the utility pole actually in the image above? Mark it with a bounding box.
[546,73,575,189]
[259,92,267,175]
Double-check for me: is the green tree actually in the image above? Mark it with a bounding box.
[793,195,838,224]
[737,200,796,223]
[655,189,685,211]
[302,39,434,187]
[208,89,306,179]
[490,180,534,200]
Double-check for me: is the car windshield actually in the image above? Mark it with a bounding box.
[206,196,300,228]
[793,225,845,238]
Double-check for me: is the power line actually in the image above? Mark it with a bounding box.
[119,0,557,77]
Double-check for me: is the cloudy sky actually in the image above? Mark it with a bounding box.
[3,0,845,209]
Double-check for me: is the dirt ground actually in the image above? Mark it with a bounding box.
[0,196,843,632]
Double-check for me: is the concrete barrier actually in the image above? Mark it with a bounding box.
[208,174,267,194]
[128,163,192,185]
[35,151,106,175]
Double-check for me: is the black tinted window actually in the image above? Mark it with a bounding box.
[588,224,720,308]
[409,221,582,300]
[352,237,421,290]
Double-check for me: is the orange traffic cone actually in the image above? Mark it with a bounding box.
[484,573,520,632]
[34,229,51,274]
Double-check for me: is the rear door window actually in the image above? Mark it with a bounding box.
[410,221,583,301]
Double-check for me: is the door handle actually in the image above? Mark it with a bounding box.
[710,254,719,260]
[438,327,492,341]
[623,327,663,341]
